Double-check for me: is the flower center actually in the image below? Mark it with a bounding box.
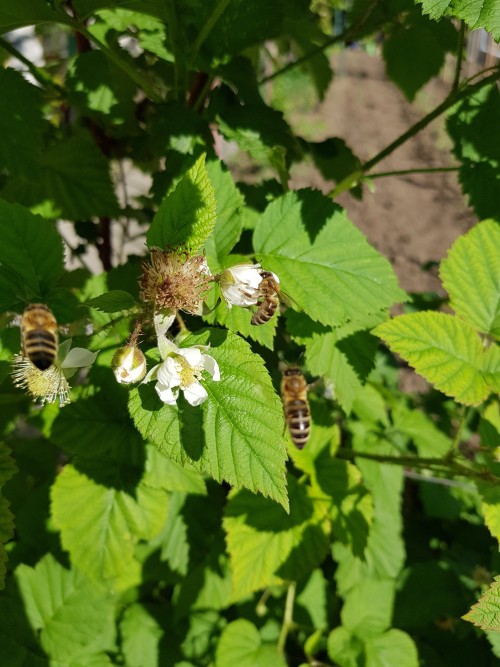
[176,356,203,389]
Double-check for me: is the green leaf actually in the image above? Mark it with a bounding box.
[0,199,64,309]
[440,220,500,338]
[129,329,289,509]
[392,405,451,457]
[87,290,137,313]
[374,312,494,405]
[144,445,206,495]
[463,576,500,630]
[480,484,500,544]
[0,69,45,176]
[416,0,500,40]
[4,131,120,220]
[365,629,419,667]
[0,442,17,488]
[147,153,217,253]
[447,86,500,219]
[51,464,168,587]
[223,475,330,598]
[14,554,116,661]
[341,579,395,638]
[0,0,71,32]
[327,627,365,667]
[0,495,14,590]
[382,17,457,101]
[215,619,287,667]
[253,190,406,327]
[66,50,137,128]
[120,603,165,667]
[204,160,244,273]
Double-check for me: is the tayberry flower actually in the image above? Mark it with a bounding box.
[219,263,265,308]
[11,343,97,406]
[144,336,220,407]
[112,346,147,384]
[139,248,212,317]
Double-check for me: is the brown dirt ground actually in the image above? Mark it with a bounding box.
[288,49,477,295]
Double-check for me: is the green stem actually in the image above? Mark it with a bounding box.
[336,448,499,483]
[190,0,231,61]
[0,36,63,93]
[452,21,467,93]
[258,0,380,85]
[278,581,297,655]
[444,405,470,462]
[73,22,162,102]
[368,166,460,180]
[361,67,500,174]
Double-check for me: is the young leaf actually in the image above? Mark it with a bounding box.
[463,576,500,631]
[87,290,137,313]
[440,220,500,338]
[51,465,168,587]
[204,160,244,273]
[374,312,494,405]
[215,619,287,667]
[13,554,116,661]
[129,329,289,509]
[253,190,406,327]
[416,0,500,41]
[223,475,330,599]
[0,199,64,309]
[364,629,419,667]
[147,153,217,253]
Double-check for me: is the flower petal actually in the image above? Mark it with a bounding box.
[155,384,178,404]
[178,346,203,367]
[157,357,182,388]
[202,354,220,381]
[61,347,98,369]
[183,382,208,406]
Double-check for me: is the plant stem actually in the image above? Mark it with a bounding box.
[368,166,460,179]
[452,21,466,93]
[190,0,231,61]
[278,581,297,655]
[0,35,63,93]
[361,67,500,174]
[336,447,499,483]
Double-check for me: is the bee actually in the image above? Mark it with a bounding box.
[281,367,310,449]
[251,271,293,326]
[21,304,58,370]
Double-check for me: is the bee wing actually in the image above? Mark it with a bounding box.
[279,289,301,311]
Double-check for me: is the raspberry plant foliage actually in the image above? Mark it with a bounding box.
[0,1,499,666]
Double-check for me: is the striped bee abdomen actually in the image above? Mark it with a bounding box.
[284,398,310,449]
[21,304,58,371]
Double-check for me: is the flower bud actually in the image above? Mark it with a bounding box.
[112,346,147,384]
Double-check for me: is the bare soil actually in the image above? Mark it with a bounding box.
[288,49,477,294]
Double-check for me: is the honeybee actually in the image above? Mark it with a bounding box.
[281,367,310,449]
[21,304,58,370]
[251,271,295,326]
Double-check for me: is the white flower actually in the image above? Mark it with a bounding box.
[11,343,97,407]
[144,336,220,407]
[111,346,147,384]
[219,263,265,308]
